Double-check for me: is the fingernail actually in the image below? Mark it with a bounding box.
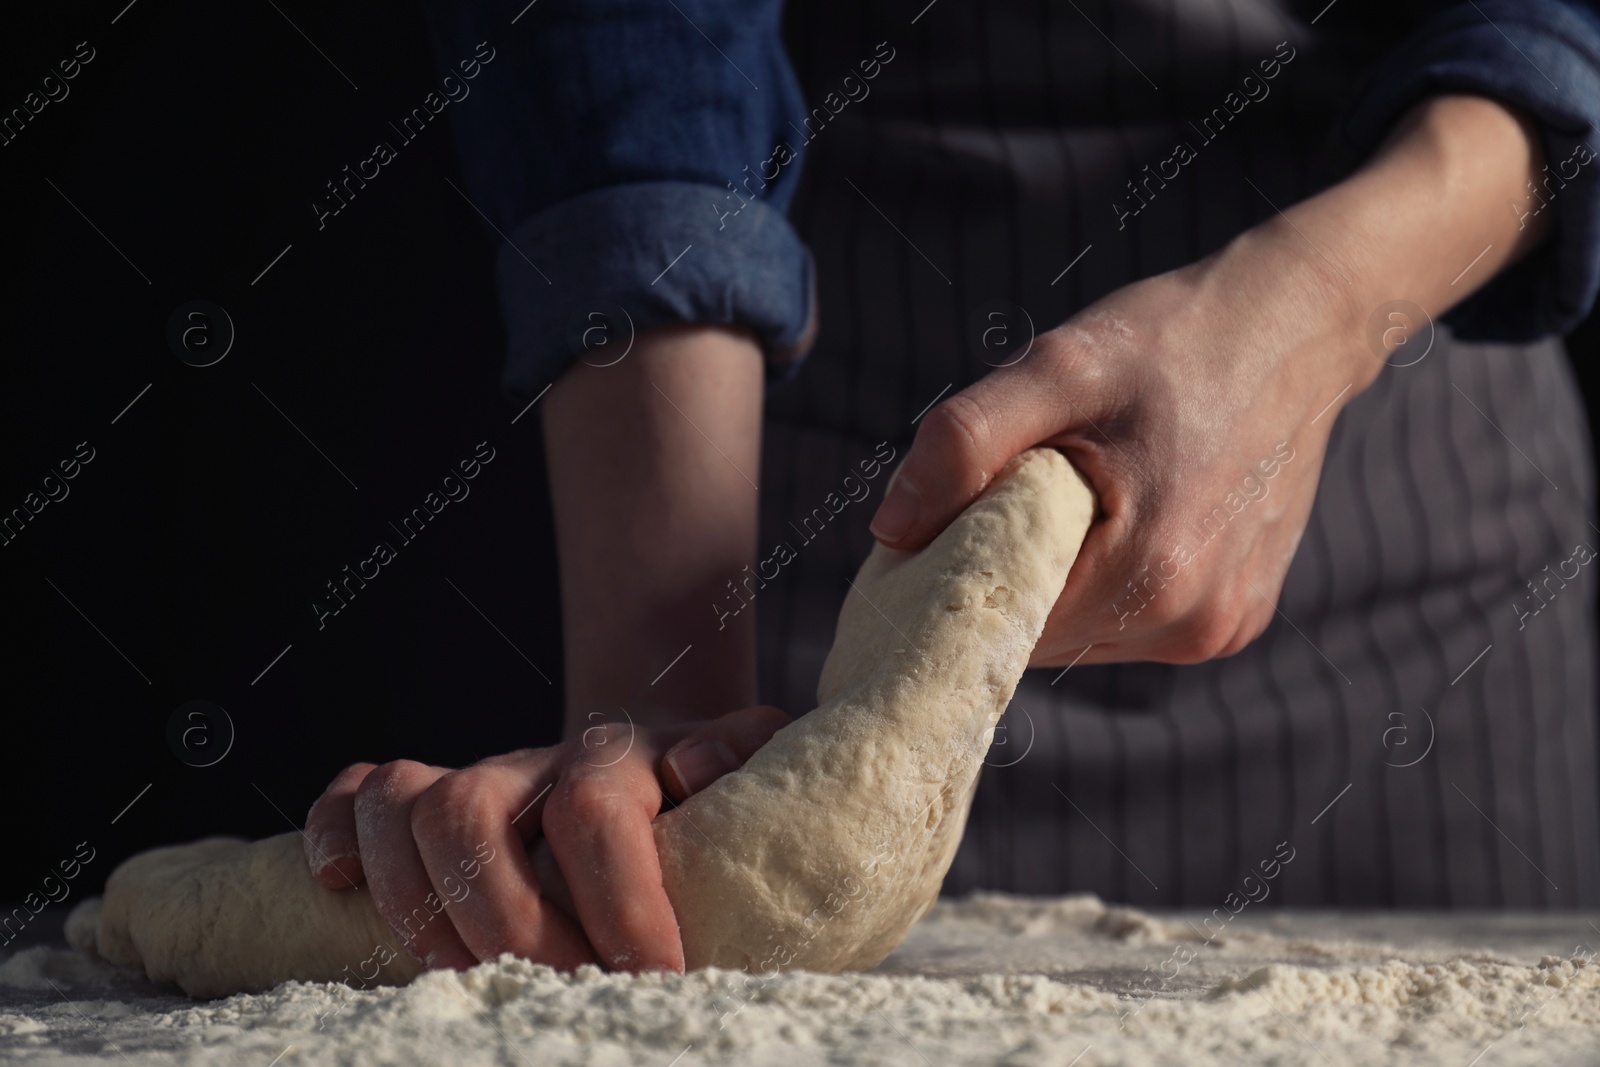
[665,739,739,795]
[870,474,919,542]
[314,830,356,873]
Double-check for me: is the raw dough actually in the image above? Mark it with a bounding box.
[67,448,1094,996]
[66,836,421,997]
[657,447,1094,971]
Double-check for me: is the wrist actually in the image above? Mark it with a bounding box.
[1182,218,1383,419]
[1300,95,1546,315]
[1190,94,1548,424]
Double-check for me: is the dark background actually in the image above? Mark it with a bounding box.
[2,1,1597,910]
[0,1,568,911]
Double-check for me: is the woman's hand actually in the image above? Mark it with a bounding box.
[297,319,784,975]
[872,254,1357,666]
[869,94,1552,666]
[300,703,790,974]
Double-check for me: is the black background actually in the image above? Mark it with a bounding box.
[1,1,1596,909]
[1,2,567,909]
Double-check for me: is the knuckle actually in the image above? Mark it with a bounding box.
[354,759,429,816]
[1167,607,1240,665]
[1113,571,1185,631]
[309,762,377,821]
[578,721,633,748]
[1137,587,1188,630]
[571,719,642,770]
[410,771,481,837]
[337,761,379,783]
[571,720,639,768]
[477,748,538,768]
[1219,603,1275,658]
[546,775,643,834]
[1042,332,1106,393]
[924,395,991,469]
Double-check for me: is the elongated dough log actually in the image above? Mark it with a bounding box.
[67,835,422,996]
[656,447,1094,971]
[67,448,1093,995]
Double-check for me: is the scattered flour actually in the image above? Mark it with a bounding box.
[2,894,1597,1066]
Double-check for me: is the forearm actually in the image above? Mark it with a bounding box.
[542,324,764,735]
[1200,94,1552,404]
[1329,94,1552,317]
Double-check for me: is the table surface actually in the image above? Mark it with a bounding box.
[6,900,1600,998]
[877,899,1600,992]
[3,897,1598,1066]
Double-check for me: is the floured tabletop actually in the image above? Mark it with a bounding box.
[2,894,1597,1066]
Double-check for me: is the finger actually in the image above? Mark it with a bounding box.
[543,730,684,973]
[1031,433,1322,667]
[528,837,576,922]
[353,759,479,972]
[1024,502,1139,666]
[661,704,791,802]
[411,752,596,970]
[304,762,377,889]
[870,356,1077,551]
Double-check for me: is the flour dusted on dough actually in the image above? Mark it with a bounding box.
[66,448,1094,996]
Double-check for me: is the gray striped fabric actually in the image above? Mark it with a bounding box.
[752,0,1600,907]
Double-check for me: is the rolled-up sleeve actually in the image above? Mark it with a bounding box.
[1337,0,1600,340]
[421,0,816,396]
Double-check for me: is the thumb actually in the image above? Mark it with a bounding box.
[661,705,791,802]
[869,369,1064,550]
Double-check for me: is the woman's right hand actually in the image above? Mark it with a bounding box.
[300,703,791,974]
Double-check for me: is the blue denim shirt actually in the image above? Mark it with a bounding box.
[422,0,1600,398]
[1339,0,1600,342]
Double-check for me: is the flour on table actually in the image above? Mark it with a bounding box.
[8,894,1600,1066]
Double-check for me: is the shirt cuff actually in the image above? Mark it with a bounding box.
[1336,0,1600,340]
[494,181,817,398]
